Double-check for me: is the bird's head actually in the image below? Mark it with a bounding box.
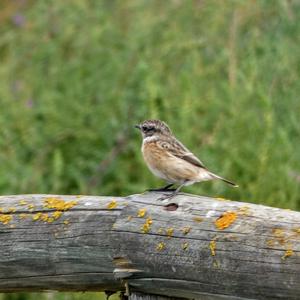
[135,119,172,139]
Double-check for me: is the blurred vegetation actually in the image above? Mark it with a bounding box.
[0,0,300,299]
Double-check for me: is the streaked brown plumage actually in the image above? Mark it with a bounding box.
[135,119,237,200]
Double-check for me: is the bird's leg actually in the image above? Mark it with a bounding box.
[157,182,186,201]
[147,183,175,192]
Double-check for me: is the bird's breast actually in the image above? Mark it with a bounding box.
[141,140,200,183]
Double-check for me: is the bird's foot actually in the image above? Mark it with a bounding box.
[148,187,176,192]
[147,183,175,192]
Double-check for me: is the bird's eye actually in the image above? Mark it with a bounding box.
[142,125,148,131]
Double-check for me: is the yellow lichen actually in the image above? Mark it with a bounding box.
[0,214,12,225]
[41,213,49,222]
[166,228,174,238]
[267,239,275,247]
[141,217,152,233]
[238,206,250,216]
[282,249,294,260]
[63,220,69,225]
[52,211,63,219]
[182,242,189,250]
[107,200,117,209]
[19,200,28,206]
[216,197,228,201]
[272,228,286,245]
[19,213,29,219]
[182,226,191,235]
[28,204,35,210]
[44,197,77,211]
[193,216,203,223]
[8,207,16,213]
[213,260,220,268]
[157,228,164,234]
[215,211,237,230]
[32,212,42,221]
[137,208,147,218]
[209,240,216,256]
[156,242,166,251]
[273,228,284,236]
[127,215,133,221]
[293,228,300,234]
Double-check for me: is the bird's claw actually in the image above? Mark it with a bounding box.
[148,188,176,192]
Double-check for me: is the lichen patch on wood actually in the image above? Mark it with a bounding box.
[209,240,216,256]
[107,199,117,209]
[137,208,147,218]
[156,242,166,251]
[0,214,12,225]
[215,211,237,230]
[44,197,78,211]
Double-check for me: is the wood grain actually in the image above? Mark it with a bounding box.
[0,193,299,299]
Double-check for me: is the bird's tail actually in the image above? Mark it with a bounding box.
[209,172,238,187]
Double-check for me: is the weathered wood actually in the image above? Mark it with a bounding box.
[129,292,185,300]
[0,193,299,299]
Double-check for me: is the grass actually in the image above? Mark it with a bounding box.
[0,0,300,299]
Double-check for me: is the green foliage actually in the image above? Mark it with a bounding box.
[0,0,300,298]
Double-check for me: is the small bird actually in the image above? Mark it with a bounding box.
[135,119,237,200]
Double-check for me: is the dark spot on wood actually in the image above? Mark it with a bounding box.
[163,203,179,211]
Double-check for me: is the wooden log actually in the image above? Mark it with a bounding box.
[0,193,299,299]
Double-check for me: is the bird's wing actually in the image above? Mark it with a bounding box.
[158,139,206,168]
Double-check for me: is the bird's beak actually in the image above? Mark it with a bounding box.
[134,124,141,130]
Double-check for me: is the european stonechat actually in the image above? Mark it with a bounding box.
[135,119,237,200]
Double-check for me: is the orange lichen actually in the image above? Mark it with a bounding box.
[141,217,152,233]
[215,211,237,230]
[137,208,147,218]
[0,214,12,225]
[107,200,117,209]
[282,249,294,260]
[193,216,203,223]
[209,240,216,256]
[166,228,174,238]
[19,200,28,206]
[182,242,189,250]
[44,197,77,211]
[156,242,166,251]
[182,226,191,235]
